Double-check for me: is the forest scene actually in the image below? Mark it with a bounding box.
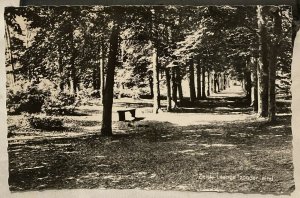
[5,5,294,194]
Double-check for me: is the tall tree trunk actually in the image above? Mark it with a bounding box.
[70,56,77,95]
[251,67,258,111]
[58,43,64,91]
[268,46,277,122]
[166,68,172,112]
[101,22,120,136]
[149,75,154,98]
[219,73,223,91]
[207,71,211,96]
[201,65,206,99]
[223,73,225,90]
[214,73,217,93]
[92,68,97,90]
[217,74,220,92]
[188,59,196,102]
[99,40,105,103]
[245,70,252,105]
[257,6,269,117]
[5,25,15,84]
[171,67,178,105]
[68,22,77,95]
[152,46,160,114]
[211,72,215,93]
[268,7,281,122]
[196,58,201,99]
[177,68,183,105]
[219,74,223,91]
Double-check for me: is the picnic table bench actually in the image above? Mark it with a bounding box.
[116,108,136,121]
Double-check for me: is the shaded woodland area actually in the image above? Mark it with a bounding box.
[5,6,294,193]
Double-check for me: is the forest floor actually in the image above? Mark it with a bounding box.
[7,86,294,194]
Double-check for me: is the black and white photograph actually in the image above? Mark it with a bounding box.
[4,5,295,194]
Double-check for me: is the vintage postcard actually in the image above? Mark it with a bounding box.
[4,5,295,195]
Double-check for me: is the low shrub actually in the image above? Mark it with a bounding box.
[42,91,79,115]
[28,114,64,130]
[6,79,54,115]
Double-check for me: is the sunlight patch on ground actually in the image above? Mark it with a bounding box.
[258,135,276,139]
[268,125,285,129]
[8,131,97,143]
[178,149,195,153]
[81,172,100,179]
[170,150,209,156]
[97,164,110,167]
[144,113,256,126]
[201,143,237,148]
[187,143,197,146]
[23,166,44,170]
[175,185,189,190]
[53,143,72,147]
[82,125,101,131]
[95,155,106,158]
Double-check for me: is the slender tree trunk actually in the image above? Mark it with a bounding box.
[152,46,160,114]
[68,22,77,95]
[223,73,225,90]
[101,22,120,136]
[219,73,223,91]
[99,40,105,103]
[5,25,16,84]
[222,74,225,90]
[166,68,172,111]
[177,67,183,105]
[268,46,277,122]
[207,71,211,96]
[201,65,206,99]
[149,75,154,98]
[245,70,252,105]
[196,59,201,99]
[171,67,178,105]
[219,74,223,91]
[251,67,258,111]
[227,75,230,88]
[70,56,77,95]
[211,72,215,93]
[257,6,269,117]
[58,43,64,91]
[92,68,97,90]
[268,7,281,122]
[214,73,217,93]
[188,59,196,102]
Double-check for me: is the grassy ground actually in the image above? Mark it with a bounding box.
[7,86,294,194]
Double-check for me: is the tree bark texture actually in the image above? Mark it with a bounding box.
[201,65,206,99]
[99,40,105,103]
[188,59,196,102]
[268,7,281,122]
[171,67,178,105]
[101,22,120,136]
[166,68,172,112]
[196,58,201,99]
[257,6,269,117]
[152,46,160,114]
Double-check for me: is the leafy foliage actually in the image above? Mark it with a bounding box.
[42,91,78,115]
[28,114,64,130]
[6,79,53,114]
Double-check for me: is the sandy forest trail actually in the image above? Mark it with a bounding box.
[7,85,294,193]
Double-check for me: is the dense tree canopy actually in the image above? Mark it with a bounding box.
[5,5,293,135]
